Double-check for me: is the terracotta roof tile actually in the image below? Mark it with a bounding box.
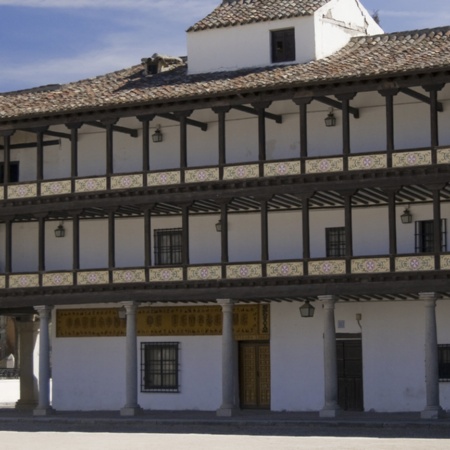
[187,0,329,32]
[1,27,450,121]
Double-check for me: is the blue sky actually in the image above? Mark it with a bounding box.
[1,0,450,93]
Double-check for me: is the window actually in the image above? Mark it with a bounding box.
[438,345,450,381]
[141,342,179,392]
[271,28,295,63]
[154,228,182,265]
[415,220,447,253]
[326,227,346,257]
[0,162,19,183]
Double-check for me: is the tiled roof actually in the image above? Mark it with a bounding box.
[188,0,329,32]
[2,27,450,122]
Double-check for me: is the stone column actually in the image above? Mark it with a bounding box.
[15,316,39,410]
[121,301,142,416]
[420,292,443,419]
[33,306,54,416]
[319,295,340,418]
[217,299,238,416]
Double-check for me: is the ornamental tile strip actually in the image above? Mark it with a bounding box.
[266,261,303,277]
[113,269,146,283]
[440,254,450,269]
[110,174,143,190]
[351,257,390,274]
[9,274,40,289]
[0,276,5,289]
[149,267,184,282]
[223,164,259,180]
[8,183,37,199]
[395,255,435,272]
[226,264,262,279]
[305,157,343,174]
[148,170,181,186]
[185,168,220,184]
[77,270,109,285]
[187,265,222,281]
[75,177,107,193]
[41,180,72,196]
[0,188,4,201]
[308,260,346,276]
[348,154,387,171]
[42,272,74,287]
[264,161,301,177]
[392,150,432,167]
[437,148,450,164]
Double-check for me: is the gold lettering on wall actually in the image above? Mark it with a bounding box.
[56,304,270,339]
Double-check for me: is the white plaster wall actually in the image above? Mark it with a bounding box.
[187,17,315,75]
[137,336,222,411]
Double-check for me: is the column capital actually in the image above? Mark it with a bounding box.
[217,299,235,307]
[34,305,53,318]
[121,301,139,313]
[419,292,440,303]
[318,295,338,306]
[212,106,231,114]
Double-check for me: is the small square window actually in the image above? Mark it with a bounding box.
[326,227,346,257]
[141,342,179,392]
[271,28,295,63]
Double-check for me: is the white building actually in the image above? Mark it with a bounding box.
[0,0,450,418]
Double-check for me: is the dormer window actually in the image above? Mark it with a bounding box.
[271,28,295,63]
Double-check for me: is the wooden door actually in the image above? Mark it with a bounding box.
[337,338,363,411]
[239,341,270,409]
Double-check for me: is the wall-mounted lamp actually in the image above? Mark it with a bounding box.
[324,109,336,127]
[152,125,163,143]
[54,221,65,238]
[400,206,413,224]
[299,300,315,318]
[215,220,222,232]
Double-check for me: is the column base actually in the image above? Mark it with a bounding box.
[216,406,239,417]
[319,406,341,418]
[15,399,38,410]
[421,406,445,420]
[120,406,142,417]
[33,406,55,416]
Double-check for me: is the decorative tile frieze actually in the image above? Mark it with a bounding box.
[9,274,40,289]
[308,259,346,276]
[264,161,301,177]
[41,180,72,196]
[185,168,219,184]
[77,271,109,285]
[226,264,262,279]
[395,255,435,272]
[0,276,5,289]
[187,265,222,281]
[305,157,343,174]
[0,188,4,201]
[437,148,450,164]
[75,177,107,193]
[351,257,390,274]
[266,261,303,277]
[223,164,259,180]
[148,171,181,186]
[42,272,74,287]
[348,154,387,171]
[111,174,143,190]
[149,267,184,282]
[440,254,450,269]
[8,183,37,199]
[113,269,146,283]
[392,150,432,167]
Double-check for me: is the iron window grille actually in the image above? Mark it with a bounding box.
[326,227,346,257]
[154,228,182,266]
[414,219,447,253]
[0,162,19,183]
[141,342,180,393]
[438,344,450,381]
[271,28,295,63]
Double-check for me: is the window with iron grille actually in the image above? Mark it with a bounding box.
[415,219,447,253]
[271,28,295,63]
[438,345,450,381]
[326,227,346,257]
[154,228,182,265]
[0,162,19,183]
[141,342,179,392]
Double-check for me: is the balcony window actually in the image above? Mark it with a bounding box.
[154,228,182,265]
[415,220,446,253]
[326,227,346,257]
[271,28,295,63]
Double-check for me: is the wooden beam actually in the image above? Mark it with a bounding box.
[400,88,444,112]
[20,129,72,141]
[86,121,138,137]
[157,113,208,131]
[316,96,360,119]
[0,139,60,150]
[233,105,282,123]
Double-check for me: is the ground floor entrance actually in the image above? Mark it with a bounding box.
[239,341,270,409]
